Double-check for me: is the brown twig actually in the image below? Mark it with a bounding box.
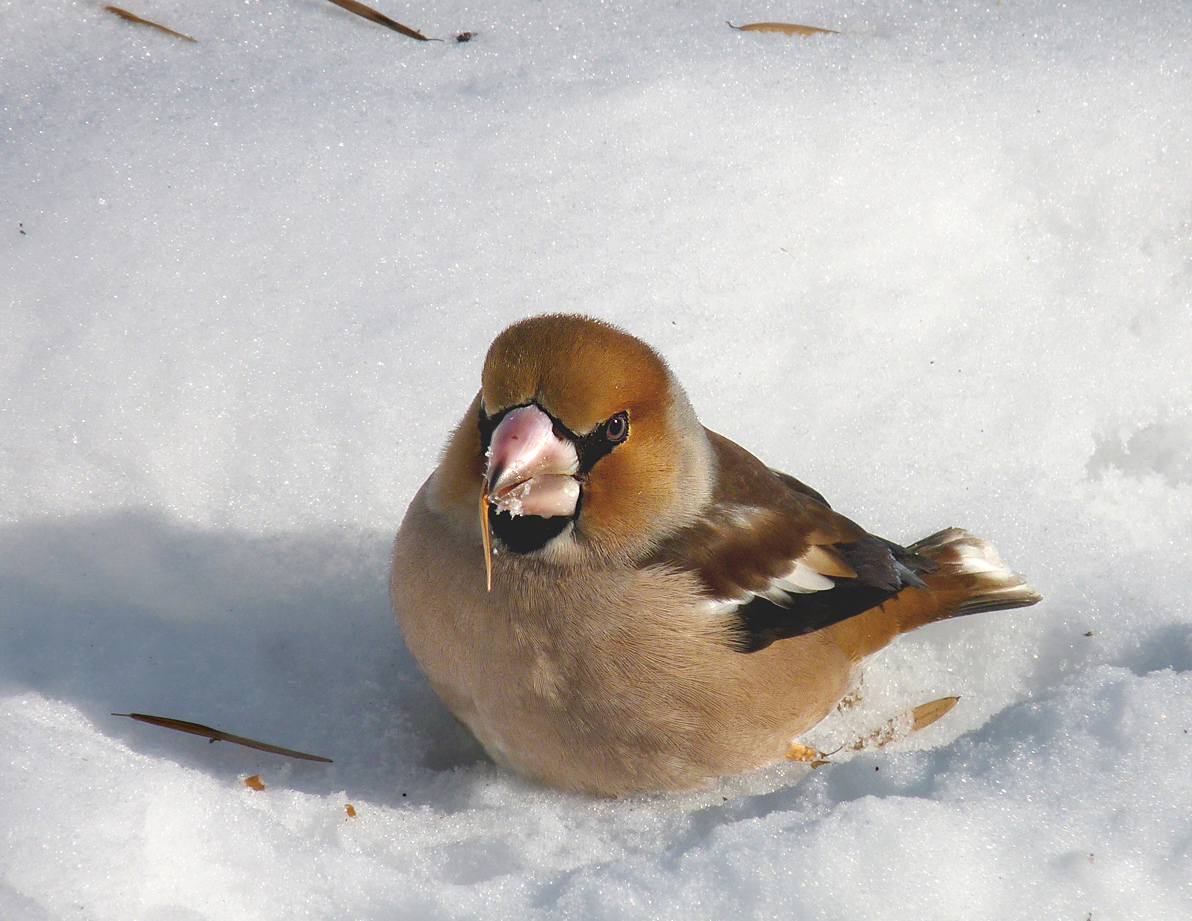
[113,712,333,763]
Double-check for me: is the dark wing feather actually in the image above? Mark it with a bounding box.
[647,430,936,653]
[731,535,934,652]
[731,581,900,652]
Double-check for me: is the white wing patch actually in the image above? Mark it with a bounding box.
[703,546,843,618]
[764,561,836,597]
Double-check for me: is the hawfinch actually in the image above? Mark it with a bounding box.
[391,315,1040,796]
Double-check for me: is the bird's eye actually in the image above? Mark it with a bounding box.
[604,412,629,444]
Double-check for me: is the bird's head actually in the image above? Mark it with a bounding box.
[449,315,712,576]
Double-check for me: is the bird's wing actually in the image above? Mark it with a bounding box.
[647,429,937,652]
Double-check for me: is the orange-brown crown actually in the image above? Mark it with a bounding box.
[481,315,673,431]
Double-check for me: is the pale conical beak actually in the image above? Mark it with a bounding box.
[480,404,581,592]
[484,404,581,517]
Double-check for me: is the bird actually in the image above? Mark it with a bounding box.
[390,314,1040,796]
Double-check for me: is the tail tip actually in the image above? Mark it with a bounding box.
[911,527,1042,612]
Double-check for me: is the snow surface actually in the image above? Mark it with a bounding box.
[3,0,1192,917]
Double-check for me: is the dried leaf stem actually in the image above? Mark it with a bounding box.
[322,0,439,41]
[104,6,197,42]
[113,712,333,763]
[727,21,838,36]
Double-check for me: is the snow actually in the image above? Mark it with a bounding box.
[3,0,1192,917]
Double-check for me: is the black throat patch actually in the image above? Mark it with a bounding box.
[488,506,572,554]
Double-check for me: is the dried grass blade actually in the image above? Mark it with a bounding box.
[480,487,493,592]
[322,0,438,41]
[727,21,838,36]
[113,712,333,763]
[104,6,197,42]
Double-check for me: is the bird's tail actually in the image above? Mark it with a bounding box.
[826,528,1041,662]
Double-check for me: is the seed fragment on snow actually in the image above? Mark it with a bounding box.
[727,21,839,37]
[785,741,824,762]
[910,696,960,732]
[802,697,962,765]
[849,696,960,751]
[244,774,266,791]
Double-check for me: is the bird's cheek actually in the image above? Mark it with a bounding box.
[578,450,672,551]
